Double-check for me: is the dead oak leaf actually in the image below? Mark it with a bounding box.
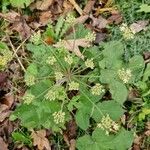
[54,39,92,59]
[0,137,8,150]
[31,130,51,150]
[0,11,31,39]
[90,15,108,29]
[130,20,149,34]
[34,0,53,10]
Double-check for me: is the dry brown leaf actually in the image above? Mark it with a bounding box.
[63,0,74,14]
[83,0,96,14]
[94,33,107,44]
[69,139,76,150]
[0,104,10,122]
[0,72,7,89]
[68,0,83,15]
[74,15,89,24]
[107,12,122,24]
[0,137,8,150]
[31,130,51,150]
[0,11,31,39]
[90,15,108,29]
[39,11,52,25]
[35,0,53,10]
[54,39,92,59]
[130,20,149,34]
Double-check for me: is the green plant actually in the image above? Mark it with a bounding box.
[10,14,147,149]
[0,41,12,70]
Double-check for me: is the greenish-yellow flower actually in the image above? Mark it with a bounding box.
[69,81,79,91]
[91,83,104,95]
[46,56,56,65]
[52,111,65,124]
[23,93,35,105]
[85,59,94,69]
[118,68,132,83]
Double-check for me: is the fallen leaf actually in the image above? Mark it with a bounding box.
[130,20,149,34]
[2,93,14,108]
[83,0,96,14]
[31,130,51,150]
[0,11,31,39]
[39,11,52,25]
[143,51,150,60]
[74,15,89,24]
[94,33,107,44]
[63,0,74,14]
[0,72,7,88]
[0,137,8,150]
[35,0,53,10]
[69,139,76,150]
[54,38,92,59]
[68,0,83,15]
[107,12,122,24]
[90,15,108,29]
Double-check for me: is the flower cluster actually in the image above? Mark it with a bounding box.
[53,111,65,124]
[85,32,96,42]
[0,51,12,69]
[65,14,75,24]
[45,86,66,101]
[69,81,79,90]
[97,114,120,135]
[91,83,104,96]
[120,23,134,40]
[118,68,132,84]
[64,55,73,65]
[55,72,63,81]
[23,93,35,105]
[30,31,41,45]
[25,75,35,86]
[46,56,56,65]
[85,59,94,69]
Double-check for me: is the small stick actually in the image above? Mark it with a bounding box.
[68,0,83,15]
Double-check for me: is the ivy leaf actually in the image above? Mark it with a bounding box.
[92,128,134,150]
[128,55,145,81]
[109,81,128,105]
[75,109,90,130]
[76,135,94,150]
[137,4,150,13]
[10,0,33,8]
[100,69,116,84]
[77,128,134,150]
[92,100,124,122]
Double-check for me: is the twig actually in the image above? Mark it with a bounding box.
[7,37,26,72]
[68,0,83,15]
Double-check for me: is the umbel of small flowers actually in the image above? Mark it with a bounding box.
[118,68,132,84]
[69,81,79,91]
[120,23,135,40]
[52,110,65,124]
[85,58,94,69]
[46,56,56,65]
[97,114,120,135]
[64,55,73,65]
[25,75,35,86]
[23,93,35,105]
[91,83,105,96]
[55,72,63,81]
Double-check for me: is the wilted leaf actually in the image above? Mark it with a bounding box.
[90,15,108,29]
[39,11,52,25]
[31,130,51,150]
[130,20,149,34]
[54,38,92,59]
[0,11,31,39]
[34,0,53,10]
[0,72,7,88]
[107,11,122,24]
[0,137,8,150]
